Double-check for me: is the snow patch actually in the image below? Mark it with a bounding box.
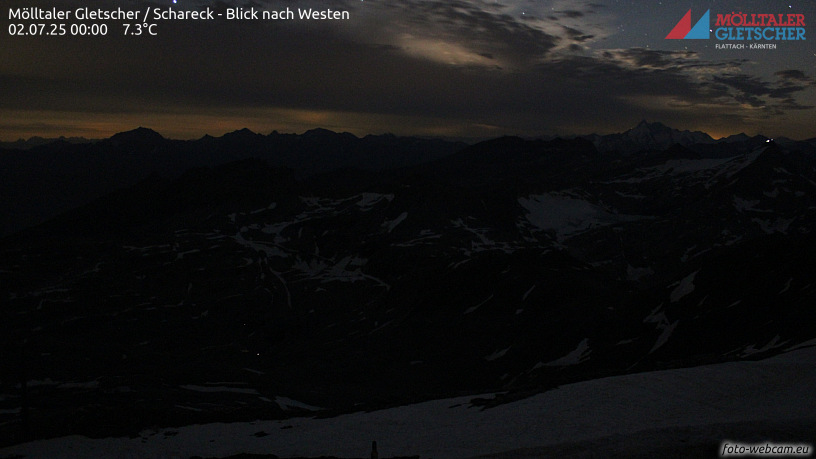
[752,217,794,235]
[274,396,322,412]
[232,233,288,258]
[643,304,678,354]
[180,385,260,395]
[292,256,389,289]
[463,294,493,315]
[451,218,515,254]
[58,381,99,390]
[175,405,203,412]
[670,271,698,303]
[778,278,793,294]
[740,335,790,357]
[394,230,441,247]
[733,196,770,213]
[536,338,591,367]
[659,158,735,174]
[604,156,739,184]
[383,212,408,233]
[357,193,394,211]
[518,194,642,241]
[626,264,654,281]
[485,347,511,362]
[250,202,277,214]
[785,337,816,352]
[614,191,646,200]
[649,321,678,354]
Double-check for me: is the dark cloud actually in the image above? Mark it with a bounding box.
[609,49,701,68]
[775,69,811,81]
[712,73,814,110]
[713,74,773,98]
[560,10,585,18]
[563,26,594,43]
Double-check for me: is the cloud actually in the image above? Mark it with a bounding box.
[559,10,585,18]
[1,0,814,139]
[347,0,564,68]
[711,73,814,110]
[775,69,812,82]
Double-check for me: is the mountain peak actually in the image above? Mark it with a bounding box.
[302,128,338,137]
[108,127,164,144]
[629,120,670,133]
[301,128,359,142]
[222,128,260,138]
[585,121,716,153]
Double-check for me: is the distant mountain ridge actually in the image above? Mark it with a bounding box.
[0,127,465,236]
[5,120,806,152]
[2,122,814,238]
[0,135,97,150]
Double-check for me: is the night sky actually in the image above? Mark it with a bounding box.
[2,0,815,140]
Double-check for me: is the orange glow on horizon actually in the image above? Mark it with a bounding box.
[1,109,812,142]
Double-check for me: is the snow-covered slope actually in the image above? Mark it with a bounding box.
[2,346,813,459]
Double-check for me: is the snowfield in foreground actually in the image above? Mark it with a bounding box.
[2,346,815,459]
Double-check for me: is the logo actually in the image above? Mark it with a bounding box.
[666,10,710,39]
[714,13,806,41]
[665,9,807,43]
